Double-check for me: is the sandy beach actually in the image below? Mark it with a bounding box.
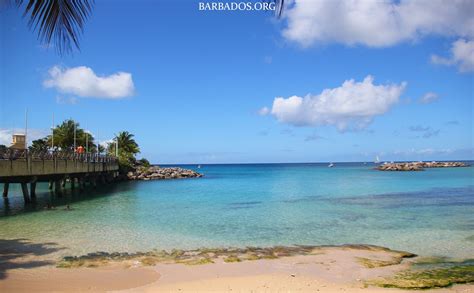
[1,241,472,292]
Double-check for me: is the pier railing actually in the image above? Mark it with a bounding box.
[0,149,119,180]
[0,149,117,163]
[1,149,120,201]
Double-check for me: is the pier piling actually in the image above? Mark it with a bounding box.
[30,182,36,199]
[79,177,85,191]
[21,183,30,203]
[0,150,119,203]
[54,180,62,195]
[3,183,9,198]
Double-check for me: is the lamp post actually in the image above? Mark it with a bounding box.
[51,113,54,150]
[24,108,28,150]
[115,137,119,157]
[97,130,100,155]
[85,130,88,153]
[73,121,77,152]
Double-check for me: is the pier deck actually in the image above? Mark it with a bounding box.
[0,150,119,202]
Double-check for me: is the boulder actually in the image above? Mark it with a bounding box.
[377,161,467,171]
[127,166,203,181]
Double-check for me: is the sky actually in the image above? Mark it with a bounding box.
[0,0,473,164]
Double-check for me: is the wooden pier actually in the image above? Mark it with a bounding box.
[0,150,119,203]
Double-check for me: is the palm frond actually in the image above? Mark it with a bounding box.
[15,0,94,54]
[273,0,284,18]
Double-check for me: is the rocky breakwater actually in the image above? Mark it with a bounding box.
[127,166,203,180]
[377,161,468,171]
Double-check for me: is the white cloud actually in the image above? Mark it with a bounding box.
[0,130,10,146]
[419,92,439,104]
[431,39,474,72]
[100,139,114,148]
[258,106,270,116]
[258,129,269,136]
[56,95,78,105]
[430,55,454,66]
[282,0,474,48]
[445,120,460,125]
[267,76,406,131]
[304,133,323,142]
[0,128,50,146]
[44,66,135,99]
[408,125,440,138]
[393,148,453,156]
[264,56,273,64]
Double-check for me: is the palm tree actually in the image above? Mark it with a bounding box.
[46,119,95,151]
[109,131,140,172]
[29,138,49,152]
[114,131,140,156]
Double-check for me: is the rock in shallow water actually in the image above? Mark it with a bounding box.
[377,161,468,171]
[127,166,203,180]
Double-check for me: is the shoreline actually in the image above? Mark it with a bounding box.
[1,241,473,292]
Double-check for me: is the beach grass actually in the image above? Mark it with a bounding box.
[367,258,474,289]
[356,256,404,268]
[369,265,474,289]
[176,257,214,265]
[223,255,241,263]
[55,244,415,269]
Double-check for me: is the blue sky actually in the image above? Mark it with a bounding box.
[1,0,473,163]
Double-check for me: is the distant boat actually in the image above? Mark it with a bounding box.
[197,165,201,169]
[328,163,334,168]
[375,155,381,164]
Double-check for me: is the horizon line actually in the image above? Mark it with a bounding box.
[156,159,474,166]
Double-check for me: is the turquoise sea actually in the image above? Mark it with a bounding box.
[1,163,473,258]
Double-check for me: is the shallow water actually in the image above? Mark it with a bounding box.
[1,163,473,258]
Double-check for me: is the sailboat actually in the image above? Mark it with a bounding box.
[197,165,201,169]
[374,155,381,164]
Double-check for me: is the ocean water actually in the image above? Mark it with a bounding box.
[1,163,473,258]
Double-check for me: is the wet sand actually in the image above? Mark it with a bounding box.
[1,243,473,292]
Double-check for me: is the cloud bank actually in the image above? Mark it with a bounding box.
[282,0,474,48]
[431,39,474,72]
[266,76,406,131]
[44,66,135,99]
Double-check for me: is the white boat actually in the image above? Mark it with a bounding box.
[197,165,201,169]
[374,155,381,164]
[328,163,334,168]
